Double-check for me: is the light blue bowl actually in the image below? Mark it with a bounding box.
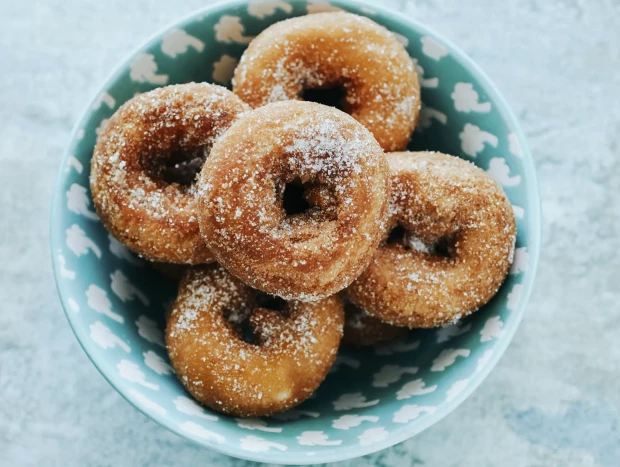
[50,0,541,463]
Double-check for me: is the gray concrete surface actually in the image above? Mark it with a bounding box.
[1,0,619,466]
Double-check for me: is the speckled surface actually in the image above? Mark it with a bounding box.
[0,0,619,466]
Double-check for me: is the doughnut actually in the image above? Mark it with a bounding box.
[233,12,420,152]
[347,151,516,328]
[90,83,249,264]
[342,297,408,347]
[165,265,344,417]
[197,101,389,301]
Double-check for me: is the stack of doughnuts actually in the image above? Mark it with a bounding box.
[90,12,516,417]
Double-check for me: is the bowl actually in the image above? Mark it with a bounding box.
[50,0,541,463]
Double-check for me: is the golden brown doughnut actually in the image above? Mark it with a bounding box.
[233,12,420,152]
[197,101,389,301]
[165,265,344,417]
[342,296,408,347]
[91,83,249,264]
[347,151,516,328]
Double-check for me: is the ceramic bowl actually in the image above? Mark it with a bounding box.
[51,0,540,463]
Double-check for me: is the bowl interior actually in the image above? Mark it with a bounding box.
[51,0,540,463]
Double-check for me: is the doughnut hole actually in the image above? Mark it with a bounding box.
[224,306,254,344]
[254,292,287,312]
[385,224,457,259]
[300,84,348,111]
[142,146,210,189]
[385,224,408,247]
[224,292,289,345]
[282,178,311,216]
[277,176,339,238]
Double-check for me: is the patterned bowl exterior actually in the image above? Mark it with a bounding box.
[50,0,541,463]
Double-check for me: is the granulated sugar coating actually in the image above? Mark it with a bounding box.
[233,12,420,152]
[165,265,344,417]
[341,294,409,347]
[90,83,249,264]
[347,151,517,328]
[197,101,390,301]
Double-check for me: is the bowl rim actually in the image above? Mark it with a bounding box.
[50,0,542,464]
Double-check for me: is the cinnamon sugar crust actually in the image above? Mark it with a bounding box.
[233,12,421,152]
[166,265,344,417]
[347,151,516,328]
[90,83,249,264]
[197,101,390,301]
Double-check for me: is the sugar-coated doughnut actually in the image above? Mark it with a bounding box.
[347,151,516,328]
[233,12,420,152]
[197,101,389,301]
[342,297,408,347]
[91,83,249,264]
[165,265,344,417]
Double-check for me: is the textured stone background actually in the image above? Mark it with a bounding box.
[1,0,619,466]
